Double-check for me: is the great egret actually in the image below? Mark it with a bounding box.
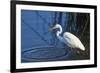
[49,24,85,52]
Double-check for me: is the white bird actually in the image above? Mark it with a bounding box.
[49,24,85,52]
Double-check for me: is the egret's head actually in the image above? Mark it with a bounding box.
[49,24,61,31]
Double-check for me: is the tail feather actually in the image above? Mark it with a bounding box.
[79,42,85,51]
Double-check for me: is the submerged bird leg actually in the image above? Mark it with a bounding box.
[70,47,74,53]
[71,48,80,55]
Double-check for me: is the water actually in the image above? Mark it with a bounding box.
[21,46,73,62]
[21,10,90,63]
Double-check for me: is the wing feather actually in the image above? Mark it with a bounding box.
[63,32,85,51]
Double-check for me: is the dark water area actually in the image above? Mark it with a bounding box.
[22,46,70,62]
[21,10,90,63]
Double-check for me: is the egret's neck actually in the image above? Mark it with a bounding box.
[56,25,64,43]
[57,25,62,36]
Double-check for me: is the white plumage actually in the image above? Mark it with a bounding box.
[49,24,85,51]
